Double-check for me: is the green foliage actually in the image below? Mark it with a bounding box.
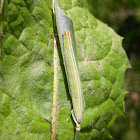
[87,0,140,140]
[87,0,140,56]
[0,0,130,140]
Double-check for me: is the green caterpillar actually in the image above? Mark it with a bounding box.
[62,31,84,131]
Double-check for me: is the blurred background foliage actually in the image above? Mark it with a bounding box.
[87,0,140,140]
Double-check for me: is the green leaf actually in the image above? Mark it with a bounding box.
[0,0,130,140]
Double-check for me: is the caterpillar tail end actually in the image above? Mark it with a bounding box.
[76,123,81,131]
[72,110,81,140]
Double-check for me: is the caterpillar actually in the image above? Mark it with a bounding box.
[62,31,84,131]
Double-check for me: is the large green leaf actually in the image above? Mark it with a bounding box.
[0,0,130,140]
